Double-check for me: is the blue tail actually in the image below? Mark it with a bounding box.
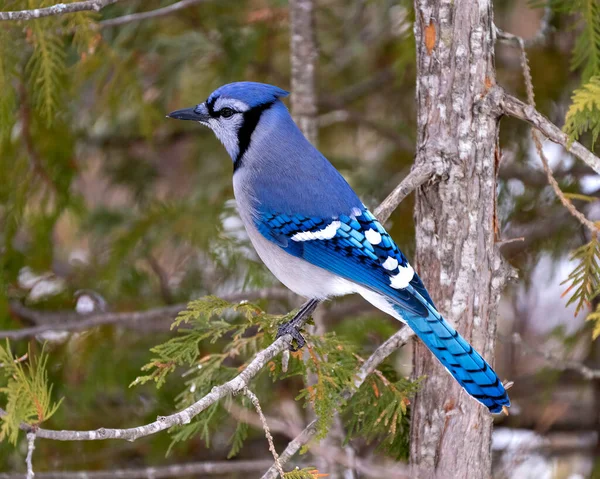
[395,301,510,413]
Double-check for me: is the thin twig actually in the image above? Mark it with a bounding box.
[0,459,275,479]
[501,94,600,176]
[99,0,207,28]
[244,389,285,478]
[510,25,597,233]
[26,432,35,479]
[261,327,415,478]
[261,420,318,479]
[226,401,406,478]
[0,0,119,20]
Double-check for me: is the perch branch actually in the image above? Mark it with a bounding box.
[1,337,293,441]
[0,0,119,20]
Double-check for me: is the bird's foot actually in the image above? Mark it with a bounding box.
[277,321,306,351]
[276,298,320,351]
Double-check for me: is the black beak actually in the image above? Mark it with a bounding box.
[167,104,210,123]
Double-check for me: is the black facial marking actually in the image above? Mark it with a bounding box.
[206,96,217,116]
[234,101,275,171]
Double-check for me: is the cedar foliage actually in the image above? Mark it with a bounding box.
[564,75,600,147]
[131,297,416,459]
[1,0,599,475]
[0,342,62,444]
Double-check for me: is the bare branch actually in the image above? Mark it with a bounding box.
[501,93,600,176]
[348,326,415,391]
[5,288,291,340]
[374,164,435,223]
[261,327,415,478]
[504,333,600,380]
[99,0,208,28]
[0,459,274,479]
[0,0,119,21]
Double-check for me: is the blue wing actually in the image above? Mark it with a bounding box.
[256,207,510,413]
[257,208,433,316]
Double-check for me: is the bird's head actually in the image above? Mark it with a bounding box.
[167,82,289,164]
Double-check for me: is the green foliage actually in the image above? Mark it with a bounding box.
[344,363,419,460]
[227,413,249,458]
[564,76,600,145]
[296,335,359,439]
[132,296,279,388]
[586,302,600,339]
[0,29,18,142]
[283,468,327,479]
[0,342,62,445]
[26,1,67,124]
[571,0,600,81]
[132,296,416,459]
[543,0,600,147]
[544,0,600,80]
[132,296,283,453]
[562,235,600,316]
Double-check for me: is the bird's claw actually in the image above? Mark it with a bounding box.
[276,321,306,351]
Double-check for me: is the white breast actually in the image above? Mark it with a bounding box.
[233,172,357,300]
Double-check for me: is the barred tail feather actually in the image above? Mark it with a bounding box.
[396,305,510,413]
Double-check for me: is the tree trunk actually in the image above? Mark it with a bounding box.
[289,0,318,145]
[410,1,508,477]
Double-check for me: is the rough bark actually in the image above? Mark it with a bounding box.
[410,1,509,477]
[289,0,318,145]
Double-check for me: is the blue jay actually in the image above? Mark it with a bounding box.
[168,82,510,414]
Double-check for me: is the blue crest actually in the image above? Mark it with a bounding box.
[207,82,289,108]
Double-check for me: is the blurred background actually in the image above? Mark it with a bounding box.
[0,0,599,477]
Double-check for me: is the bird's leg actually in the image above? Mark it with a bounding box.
[276,298,320,351]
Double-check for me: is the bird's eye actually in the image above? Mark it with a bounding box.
[219,108,235,118]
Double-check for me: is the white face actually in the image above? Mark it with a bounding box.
[203,97,250,160]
